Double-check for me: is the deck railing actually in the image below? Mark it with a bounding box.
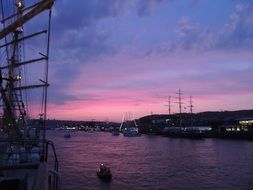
[0,138,60,190]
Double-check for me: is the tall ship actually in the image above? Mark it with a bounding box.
[0,1,59,190]
[163,91,204,139]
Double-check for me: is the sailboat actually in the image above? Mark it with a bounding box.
[0,1,60,190]
[119,112,141,137]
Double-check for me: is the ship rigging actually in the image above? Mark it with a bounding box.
[0,1,59,189]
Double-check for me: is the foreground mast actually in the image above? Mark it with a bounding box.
[0,0,53,140]
[0,1,59,189]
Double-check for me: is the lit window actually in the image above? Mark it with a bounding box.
[239,120,253,125]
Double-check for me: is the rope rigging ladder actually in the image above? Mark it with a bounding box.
[0,0,54,139]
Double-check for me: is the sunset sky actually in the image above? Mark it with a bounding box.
[44,0,253,121]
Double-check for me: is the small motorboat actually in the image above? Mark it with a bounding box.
[97,164,112,180]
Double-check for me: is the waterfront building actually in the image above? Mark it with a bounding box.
[217,118,253,139]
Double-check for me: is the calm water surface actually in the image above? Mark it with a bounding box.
[46,131,253,190]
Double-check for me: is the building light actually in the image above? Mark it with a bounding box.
[239,120,253,125]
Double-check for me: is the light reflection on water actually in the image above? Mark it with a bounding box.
[47,131,253,190]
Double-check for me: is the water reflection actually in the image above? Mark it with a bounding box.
[47,131,253,190]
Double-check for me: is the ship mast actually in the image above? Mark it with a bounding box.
[175,89,184,127]
[189,95,193,126]
[165,96,171,115]
[0,0,54,39]
[189,95,193,114]
[0,0,54,139]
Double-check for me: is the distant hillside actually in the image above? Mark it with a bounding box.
[196,110,253,120]
[138,109,253,121]
[135,109,253,134]
[136,109,253,127]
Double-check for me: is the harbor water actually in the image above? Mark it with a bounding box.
[47,131,253,190]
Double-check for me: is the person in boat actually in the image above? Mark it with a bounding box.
[99,164,110,174]
[100,164,107,173]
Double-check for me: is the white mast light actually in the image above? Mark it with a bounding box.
[16,1,24,9]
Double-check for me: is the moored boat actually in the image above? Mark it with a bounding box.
[123,127,141,137]
[119,113,141,137]
[163,126,204,139]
